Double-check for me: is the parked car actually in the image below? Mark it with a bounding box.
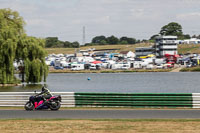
[90,64,97,70]
[71,64,84,71]
[54,66,64,70]
[121,64,130,70]
[146,64,154,69]
[167,64,174,68]
[186,64,192,68]
[156,64,164,69]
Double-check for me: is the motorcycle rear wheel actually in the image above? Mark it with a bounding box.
[49,101,61,111]
[24,101,34,111]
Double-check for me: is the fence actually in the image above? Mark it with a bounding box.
[0,92,200,108]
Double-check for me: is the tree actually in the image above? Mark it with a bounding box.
[99,40,108,45]
[106,35,119,44]
[45,37,80,48]
[192,35,197,38]
[149,34,159,43]
[149,34,159,40]
[45,37,64,48]
[120,40,128,44]
[0,9,24,84]
[0,8,48,84]
[149,22,191,41]
[84,43,95,46]
[46,37,58,47]
[71,41,80,48]
[91,35,107,44]
[160,22,183,39]
[136,40,141,43]
[191,34,200,39]
[183,34,191,39]
[120,37,136,44]
[120,37,128,44]
[127,38,136,44]
[16,36,48,83]
[63,41,71,48]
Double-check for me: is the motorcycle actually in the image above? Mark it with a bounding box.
[24,91,62,111]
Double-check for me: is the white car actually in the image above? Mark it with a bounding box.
[156,64,164,69]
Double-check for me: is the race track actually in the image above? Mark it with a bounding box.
[1,109,200,119]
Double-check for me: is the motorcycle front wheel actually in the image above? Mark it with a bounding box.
[49,101,61,111]
[24,101,34,111]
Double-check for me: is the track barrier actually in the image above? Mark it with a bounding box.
[0,92,200,108]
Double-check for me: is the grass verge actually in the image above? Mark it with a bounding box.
[1,119,200,133]
[180,66,200,72]
[46,44,200,55]
[178,44,200,54]
[45,43,153,54]
[49,69,172,73]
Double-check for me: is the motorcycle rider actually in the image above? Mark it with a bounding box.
[35,86,52,109]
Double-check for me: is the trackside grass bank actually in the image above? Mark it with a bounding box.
[180,66,200,72]
[49,69,172,73]
[45,44,200,55]
[1,119,200,133]
[45,43,153,54]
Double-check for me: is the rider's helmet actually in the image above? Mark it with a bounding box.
[42,86,46,91]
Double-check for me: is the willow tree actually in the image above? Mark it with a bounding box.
[0,8,48,84]
[16,36,48,83]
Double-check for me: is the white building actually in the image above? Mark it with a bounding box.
[155,36,177,58]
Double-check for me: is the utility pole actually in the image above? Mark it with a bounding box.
[82,26,85,46]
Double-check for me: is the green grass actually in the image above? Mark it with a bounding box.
[90,119,200,122]
[45,43,153,54]
[178,44,200,54]
[1,118,200,133]
[46,43,200,55]
[0,107,24,110]
[180,66,200,72]
[49,69,172,73]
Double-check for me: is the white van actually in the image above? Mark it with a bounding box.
[90,64,97,70]
[71,64,84,70]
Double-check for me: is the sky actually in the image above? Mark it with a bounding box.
[0,0,200,44]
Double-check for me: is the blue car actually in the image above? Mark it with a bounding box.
[54,66,64,70]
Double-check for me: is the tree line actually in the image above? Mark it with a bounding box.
[45,37,80,48]
[191,35,200,39]
[45,36,139,48]
[46,22,198,48]
[85,35,139,46]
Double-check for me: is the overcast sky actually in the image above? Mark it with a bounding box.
[1,0,200,44]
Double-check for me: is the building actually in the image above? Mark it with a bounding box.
[135,47,154,57]
[155,36,177,58]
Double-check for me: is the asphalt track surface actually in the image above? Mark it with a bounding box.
[1,110,200,119]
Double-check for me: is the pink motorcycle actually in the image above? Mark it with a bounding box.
[24,92,61,111]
